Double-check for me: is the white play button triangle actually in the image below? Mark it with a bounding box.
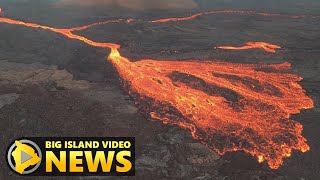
[21,151,32,164]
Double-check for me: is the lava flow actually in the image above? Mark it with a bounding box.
[0,9,314,169]
[150,10,320,23]
[109,51,313,169]
[216,42,282,53]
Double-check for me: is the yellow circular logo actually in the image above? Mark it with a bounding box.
[7,139,42,175]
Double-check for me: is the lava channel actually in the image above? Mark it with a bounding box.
[150,10,320,23]
[0,9,314,169]
[216,42,282,53]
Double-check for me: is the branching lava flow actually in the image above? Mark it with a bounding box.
[216,42,282,53]
[0,8,314,169]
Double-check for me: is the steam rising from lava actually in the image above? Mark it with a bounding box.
[0,8,314,169]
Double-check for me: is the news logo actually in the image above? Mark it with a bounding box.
[6,137,135,176]
[7,139,42,174]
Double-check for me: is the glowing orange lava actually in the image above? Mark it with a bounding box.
[0,9,314,169]
[216,42,282,53]
[150,10,320,23]
[150,12,203,23]
[109,50,313,169]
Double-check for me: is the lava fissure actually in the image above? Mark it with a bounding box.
[0,9,314,169]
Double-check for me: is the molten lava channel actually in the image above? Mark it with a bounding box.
[150,10,320,23]
[216,42,282,53]
[0,9,314,169]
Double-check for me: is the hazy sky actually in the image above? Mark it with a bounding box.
[55,0,198,10]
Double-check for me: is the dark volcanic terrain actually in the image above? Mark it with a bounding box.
[0,0,319,179]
